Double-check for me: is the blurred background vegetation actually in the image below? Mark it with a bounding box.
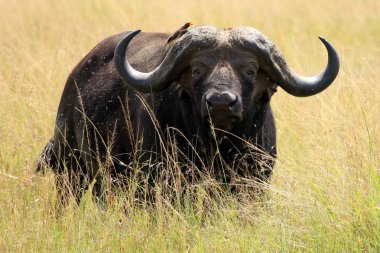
[0,0,379,251]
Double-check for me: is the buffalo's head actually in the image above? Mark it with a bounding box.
[114,25,339,135]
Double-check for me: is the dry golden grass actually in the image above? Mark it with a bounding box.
[0,0,379,251]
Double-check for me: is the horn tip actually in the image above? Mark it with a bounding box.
[318,36,327,42]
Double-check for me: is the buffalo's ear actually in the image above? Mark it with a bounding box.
[255,70,278,103]
[167,22,193,44]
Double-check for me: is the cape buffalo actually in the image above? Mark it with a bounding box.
[36,23,339,206]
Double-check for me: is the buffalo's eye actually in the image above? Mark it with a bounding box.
[247,70,256,77]
[243,68,257,79]
[241,64,258,80]
[191,63,205,79]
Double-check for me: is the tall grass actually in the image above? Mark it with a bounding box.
[0,0,379,251]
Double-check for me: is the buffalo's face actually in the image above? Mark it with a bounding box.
[177,47,275,134]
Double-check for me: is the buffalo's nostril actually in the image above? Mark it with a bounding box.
[206,100,213,110]
[228,96,237,110]
[221,91,237,111]
[205,93,215,111]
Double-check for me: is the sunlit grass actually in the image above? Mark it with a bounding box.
[0,0,379,251]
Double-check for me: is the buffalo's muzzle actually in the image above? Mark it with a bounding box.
[202,91,242,131]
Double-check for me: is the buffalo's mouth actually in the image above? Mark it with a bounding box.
[202,113,243,135]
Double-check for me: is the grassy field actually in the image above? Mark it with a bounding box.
[0,0,379,251]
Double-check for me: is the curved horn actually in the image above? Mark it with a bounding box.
[114,26,219,93]
[274,37,340,97]
[236,28,340,97]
